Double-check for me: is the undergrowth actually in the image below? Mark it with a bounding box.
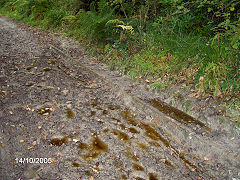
[0,0,239,111]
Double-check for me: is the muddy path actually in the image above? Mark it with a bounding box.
[0,16,239,180]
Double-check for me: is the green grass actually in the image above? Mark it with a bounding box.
[0,0,239,101]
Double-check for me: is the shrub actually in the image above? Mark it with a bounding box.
[46,9,69,27]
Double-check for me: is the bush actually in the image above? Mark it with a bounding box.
[46,9,69,27]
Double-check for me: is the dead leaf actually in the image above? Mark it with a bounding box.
[89,176,94,180]
[196,90,202,99]
[51,158,55,163]
[32,141,37,146]
[109,156,115,160]
[43,134,48,140]
[91,168,100,173]
[1,144,5,148]
[55,152,63,157]
[134,173,137,178]
[51,103,56,112]
[45,116,50,121]
[19,139,24,143]
[204,157,209,161]
[28,146,34,149]
[2,91,8,95]
[188,93,197,98]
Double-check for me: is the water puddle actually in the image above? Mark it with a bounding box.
[151,99,211,132]
[112,117,121,123]
[148,141,161,147]
[124,148,140,162]
[66,109,75,118]
[121,111,138,126]
[149,173,159,180]
[139,123,170,145]
[43,87,53,91]
[164,159,174,168]
[120,124,126,130]
[139,122,201,172]
[26,82,35,87]
[121,175,128,180]
[102,110,108,115]
[135,176,148,179]
[26,66,33,71]
[82,136,108,160]
[134,142,147,149]
[43,67,52,72]
[111,130,130,142]
[132,163,144,171]
[90,111,96,116]
[78,142,89,150]
[108,104,120,110]
[128,127,139,134]
[71,162,80,167]
[50,136,69,146]
[102,129,110,133]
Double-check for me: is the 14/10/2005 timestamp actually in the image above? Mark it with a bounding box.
[15,158,52,164]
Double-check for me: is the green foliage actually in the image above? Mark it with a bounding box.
[0,0,9,7]
[150,81,168,91]
[196,62,227,95]
[1,0,239,96]
[68,0,118,41]
[14,0,52,18]
[46,9,69,27]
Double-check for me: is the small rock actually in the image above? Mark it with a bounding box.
[67,104,72,108]
[62,89,69,95]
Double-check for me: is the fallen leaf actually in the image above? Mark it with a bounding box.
[32,141,37,146]
[51,158,55,163]
[13,162,17,167]
[28,146,34,149]
[188,93,197,98]
[89,176,94,180]
[20,139,24,143]
[109,156,115,160]
[91,168,100,173]
[134,173,137,178]
[196,90,202,99]
[1,144,5,148]
[55,152,63,157]
[51,103,56,112]
[45,116,50,121]
[43,134,48,140]
[2,91,8,95]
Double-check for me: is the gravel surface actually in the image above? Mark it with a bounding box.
[0,16,239,180]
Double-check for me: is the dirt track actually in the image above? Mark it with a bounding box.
[0,16,239,180]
